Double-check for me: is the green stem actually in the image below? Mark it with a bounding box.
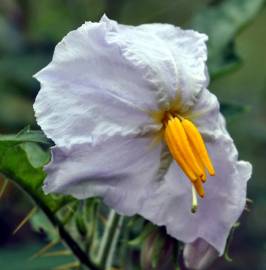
[105,215,124,270]
[96,210,122,269]
[34,201,100,270]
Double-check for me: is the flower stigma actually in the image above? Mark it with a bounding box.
[191,185,198,214]
[162,111,215,212]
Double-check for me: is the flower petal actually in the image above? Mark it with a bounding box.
[105,17,208,109]
[106,25,176,109]
[190,88,222,137]
[137,132,251,254]
[34,16,209,146]
[34,17,160,146]
[43,135,162,216]
[137,23,209,106]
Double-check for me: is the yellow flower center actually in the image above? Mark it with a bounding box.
[163,113,215,199]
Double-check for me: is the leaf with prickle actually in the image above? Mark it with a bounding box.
[0,128,72,212]
[0,127,101,269]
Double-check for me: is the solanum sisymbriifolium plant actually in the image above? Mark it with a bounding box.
[33,15,252,269]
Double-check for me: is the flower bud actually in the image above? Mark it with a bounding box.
[183,238,219,270]
[141,227,177,270]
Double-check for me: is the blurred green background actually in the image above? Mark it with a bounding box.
[0,0,265,269]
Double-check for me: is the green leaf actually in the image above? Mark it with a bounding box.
[191,0,265,78]
[0,127,52,146]
[21,143,51,168]
[31,210,60,242]
[0,129,68,213]
[0,142,60,211]
[0,129,101,270]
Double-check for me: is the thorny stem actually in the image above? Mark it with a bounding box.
[7,177,100,270]
[96,210,123,269]
[36,204,100,270]
[13,207,37,234]
[6,175,124,270]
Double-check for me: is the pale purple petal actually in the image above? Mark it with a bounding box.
[34,17,160,146]
[43,136,162,215]
[137,131,252,254]
[103,16,208,109]
[183,238,219,270]
[190,88,222,137]
[136,23,209,107]
[34,16,209,146]
[106,22,179,108]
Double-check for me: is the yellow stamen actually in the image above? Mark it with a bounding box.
[181,119,215,176]
[189,142,207,182]
[164,129,197,182]
[168,118,204,179]
[193,179,205,198]
[163,113,215,198]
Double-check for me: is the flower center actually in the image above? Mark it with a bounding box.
[163,113,215,200]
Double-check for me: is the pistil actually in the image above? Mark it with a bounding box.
[191,185,198,214]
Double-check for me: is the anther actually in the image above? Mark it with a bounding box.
[190,143,207,182]
[164,129,197,182]
[181,119,215,176]
[193,179,205,198]
[168,118,204,179]
[163,113,215,198]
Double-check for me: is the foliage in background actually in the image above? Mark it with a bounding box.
[191,0,265,77]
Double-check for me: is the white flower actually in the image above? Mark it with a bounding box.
[33,15,252,257]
